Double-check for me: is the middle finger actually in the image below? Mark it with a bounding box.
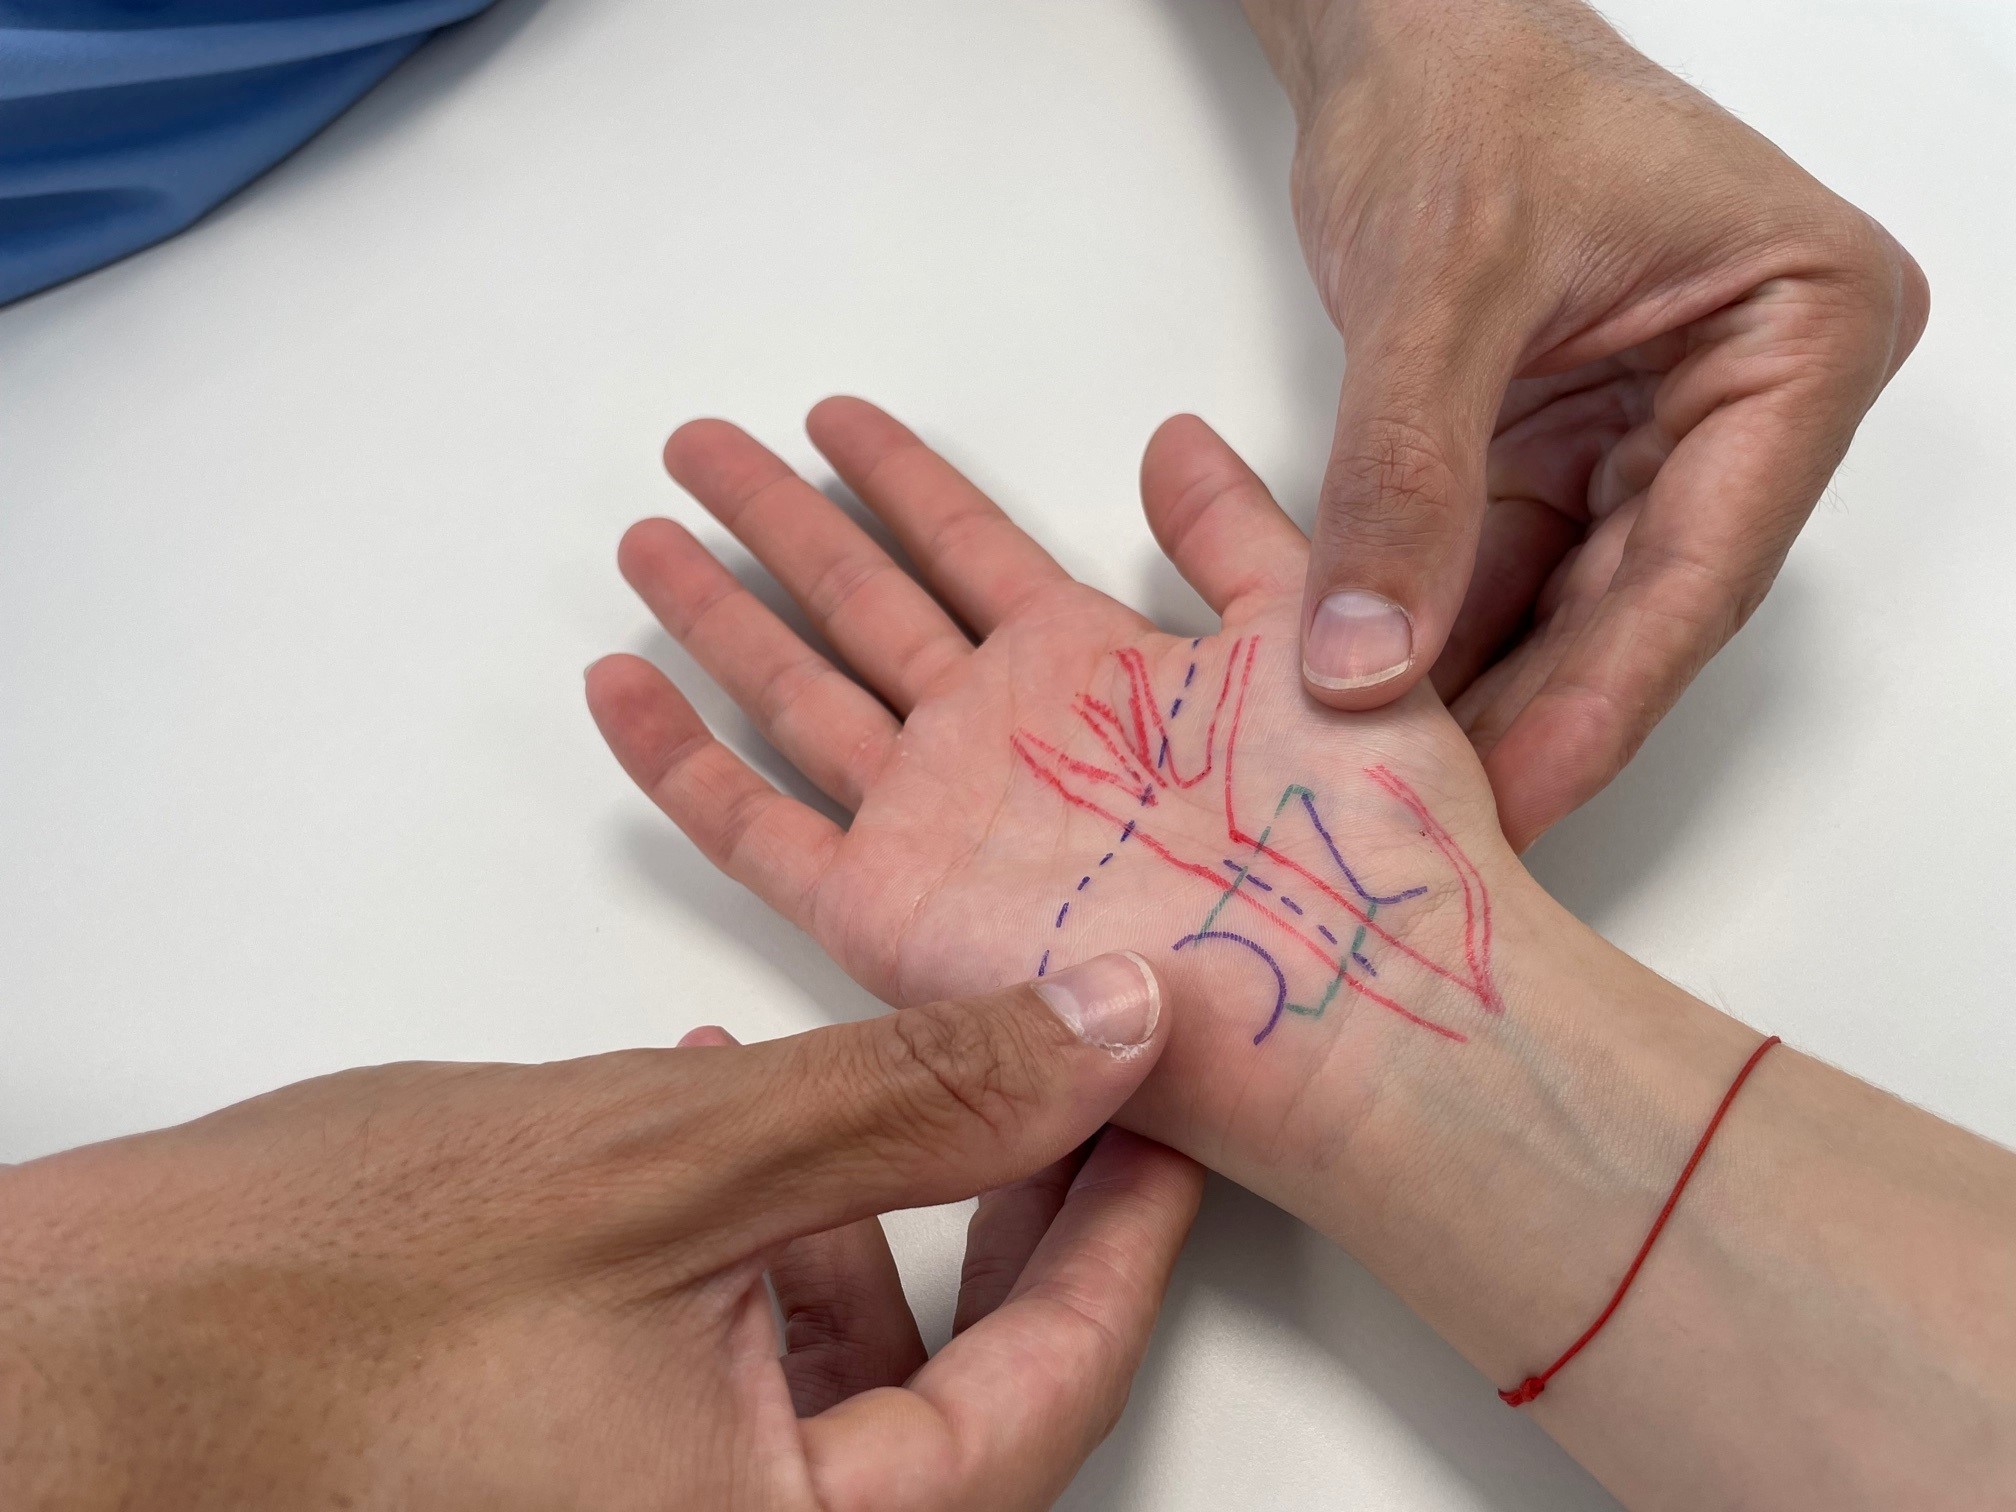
[664,419,974,715]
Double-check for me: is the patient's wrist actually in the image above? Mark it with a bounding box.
[1250,873,1765,1386]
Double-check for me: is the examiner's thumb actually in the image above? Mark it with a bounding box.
[1302,346,1497,710]
[713,953,1166,1256]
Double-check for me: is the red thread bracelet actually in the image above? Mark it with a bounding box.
[1498,1034,1781,1408]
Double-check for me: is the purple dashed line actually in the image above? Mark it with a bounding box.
[1280,895,1304,916]
[1183,662,1197,688]
[1157,735,1169,768]
[1038,950,1050,976]
[1352,951,1378,977]
[1138,786,1154,806]
[1120,820,1136,842]
[1190,637,1202,648]
[1219,859,1275,893]
[1318,924,1338,945]
[1056,902,1070,928]
[1099,852,1114,866]
[1169,697,1183,719]
[1076,875,1091,891]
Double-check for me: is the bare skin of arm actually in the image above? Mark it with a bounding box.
[0,964,1201,1509]
[587,397,2015,1510]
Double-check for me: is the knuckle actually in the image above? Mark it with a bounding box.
[803,550,893,624]
[919,505,993,571]
[781,1290,862,1357]
[957,1250,1019,1299]
[1622,535,1774,641]
[753,652,825,728]
[877,1000,1047,1145]
[1788,209,1933,359]
[710,783,775,867]
[891,633,965,703]
[1323,416,1467,551]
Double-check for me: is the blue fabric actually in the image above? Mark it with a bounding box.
[0,0,497,305]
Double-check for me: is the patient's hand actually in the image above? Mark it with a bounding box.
[588,408,2016,1504]
[588,399,1537,1185]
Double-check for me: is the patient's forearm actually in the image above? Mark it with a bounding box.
[1242,875,2016,1508]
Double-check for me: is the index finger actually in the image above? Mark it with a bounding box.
[799,1130,1203,1512]
[1482,307,1875,847]
[805,396,1076,635]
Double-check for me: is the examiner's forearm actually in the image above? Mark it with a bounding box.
[1240,874,2016,1508]
[1240,0,1642,123]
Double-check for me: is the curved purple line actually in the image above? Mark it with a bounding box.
[1173,929,1288,1044]
[1298,792,1429,906]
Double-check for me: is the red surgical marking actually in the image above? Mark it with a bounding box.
[1365,764,1499,1012]
[1113,645,1238,792]
[1011,726,1470,1043]
[1013,635,1501,1040]
[1217,638,1492,1006]
[1014,731,1157,807]
[1074,697,1156,788]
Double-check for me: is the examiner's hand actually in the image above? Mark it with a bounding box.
[0,955,1199,1511]
[1249,0,1929,846]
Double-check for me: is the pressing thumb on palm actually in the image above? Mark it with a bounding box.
[1301,317,1510,711]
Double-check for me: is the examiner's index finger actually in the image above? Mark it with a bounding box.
[1480,377,1846,849]
[798,1130,1203,1512]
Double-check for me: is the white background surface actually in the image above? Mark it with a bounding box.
[4,2,2013,1506]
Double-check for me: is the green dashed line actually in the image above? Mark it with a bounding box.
[1283,961,1346,1019]
[1197,821,1272,934]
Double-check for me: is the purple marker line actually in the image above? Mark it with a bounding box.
[1055,902,1070,928]
[1099,852,1114,866]
[1169,697,1183,719]
[1157,735,1169,768]
[1318,924,1339,945]
[1076,875,1091,891]
[1280,895,1304,916]
[1183,662,1197,688]
[1352,951,1378,977]
[1120,820,1136,842]
[1219,858,1275,893]
[1173,929,1288,1044]
[1190,637,1202,648]
[1299,791,1430,906]
[1138,786,1154,806]
[1038,950,1050,976]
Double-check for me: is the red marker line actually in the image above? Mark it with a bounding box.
[1011,731,1468,1041]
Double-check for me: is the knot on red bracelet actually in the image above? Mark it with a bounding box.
[1497,1377,1547,1407]
[1493,1035,1781,1411]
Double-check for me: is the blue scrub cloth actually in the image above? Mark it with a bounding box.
[0,0,497,306]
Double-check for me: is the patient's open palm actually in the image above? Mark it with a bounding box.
[589,401,1522,1170]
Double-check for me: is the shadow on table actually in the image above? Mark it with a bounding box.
[1060,1179,1622,1512]
[1522,571,1807,925]
[1154,0,1344,527]
[606,534,888,1025]
[305,0,557,161]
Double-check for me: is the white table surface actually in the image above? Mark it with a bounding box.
[4,2,2013,1506]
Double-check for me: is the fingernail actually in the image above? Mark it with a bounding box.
[1036,951,1160,1054]
[1304,591,1412,690]
[677,1024,739,1049]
